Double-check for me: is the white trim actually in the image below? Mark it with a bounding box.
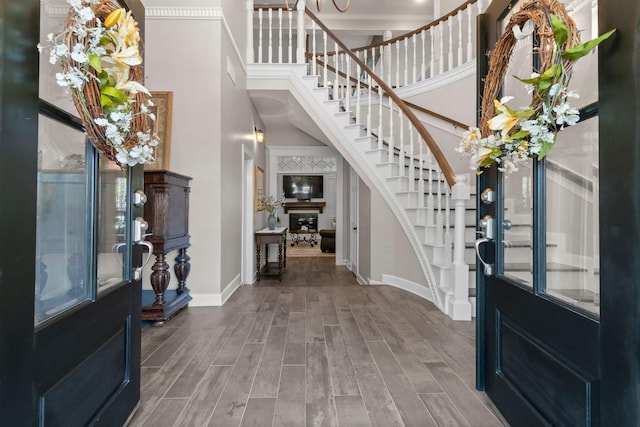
[381,274,434,303]
[356,273,368,285]
[190,274,241,306]
[394,61,476,99]
[368,279,384,285]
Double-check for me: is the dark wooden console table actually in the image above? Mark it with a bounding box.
[255,227,288,281]
[142,170,192,322]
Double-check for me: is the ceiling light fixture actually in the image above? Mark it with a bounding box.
[255,129,265,143]
[285,0,351,13]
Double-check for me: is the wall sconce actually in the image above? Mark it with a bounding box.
[255,129,265,143]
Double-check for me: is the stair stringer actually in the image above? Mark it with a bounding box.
[247,63,443,309]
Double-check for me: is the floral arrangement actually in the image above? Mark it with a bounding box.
[458,0,615,174]
[38,0,158,167]
[260,194,285,214]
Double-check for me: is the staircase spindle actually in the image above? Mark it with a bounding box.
[388,99,394,164]
[457,12,463,67]
[447,17,453,71]
[427,151,435,225]
[444,184,453,267]
[408,127,415,192]
[268,8,273,63]
[278,8,283,64]
[438,25,444,74]
[396,42,400,88]
[418,143,426,210]
[412,35,417,84]
[288,9,293,63]
[371,47,376,78]
[466,5,473,63]
[258,8,263,63]
[436,171,444,244]
[246,1,254,63]
[378,86,383,149]
[356,64,361,125]
[429,27,435,78]
[367,75,372,137]
[334,43,340,100]
[346,55,351,114]
[421,30,426,81]
[399,111,405,177]
[312,22,317,76]
[404,38,409,87]
[323,31,328,88]
[296,1,305,63]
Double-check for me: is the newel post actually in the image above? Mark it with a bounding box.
[246,0,254,63]
[450,174,472,321]
[296,0,306,64]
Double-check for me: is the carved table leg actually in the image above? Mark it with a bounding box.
[256,243,261,281]
[278,240,283,281]
[283,237,287,269]
[174,248,191,295]
[150,253,170,305]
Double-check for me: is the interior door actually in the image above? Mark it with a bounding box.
[476,1,603,425]
[0,0,146,425]
[349,168,359,275]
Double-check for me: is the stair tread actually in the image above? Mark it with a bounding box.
[469,262,588,272]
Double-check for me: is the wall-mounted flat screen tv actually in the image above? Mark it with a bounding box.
[282,175,323,200]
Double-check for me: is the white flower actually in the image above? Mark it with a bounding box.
[77,7,95,23]
[68,0,82,8]
[70,43,88,63]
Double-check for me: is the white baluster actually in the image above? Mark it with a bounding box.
[334,43,340,100]
[457,12,463,66]
[445,185,452,265]
[371,47,376,76]
[451,175,472,320]
[356,64,361,125]
[268,8,273,63]
[396,42,400,88]
[346,55,351,115]
[399,111,405,177]
[323,31,328,88]
[412,35,417,84]
[403,37,408,87]
[436,171,444,244]
[388,98,394,164]
[447,16,454,71]
[427,151,435,226]
[312,22,317,75]
[258,8,263,63]
[421,30,426,81]
[297,0,306,64]
[429,27,435,78]
[378,86,383,150]
[380,44,384,86]
[408,127,415,192]
[246,0,254,63]
[278,8,283,64]
[367,75,372,137]
[467,5,473,63]
[288,9,292,63]
[439,25,444,75]
[418,142,425,210]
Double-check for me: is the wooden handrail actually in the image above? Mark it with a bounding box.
[320,0,478,56]
[310,57,471,130]
[305,8,456,187]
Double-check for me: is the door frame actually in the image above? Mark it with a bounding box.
[241,148,255,284]
[349,167,359,276]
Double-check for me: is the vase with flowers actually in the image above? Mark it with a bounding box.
[260,194,285,230]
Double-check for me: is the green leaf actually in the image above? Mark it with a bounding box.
[515,75,541,85]
[101,86,129,103]
[550,14,568,46]
[505,130,531,142]
[100,93,114,108]
[562,29,616,60]
[537,137,557,160]
[88,54,102,73]
[540,64,562,81]
[513,108,535,119]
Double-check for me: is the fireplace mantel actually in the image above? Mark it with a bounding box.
[283,201,326,213]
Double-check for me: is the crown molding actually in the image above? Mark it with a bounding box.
[145,7,224,19]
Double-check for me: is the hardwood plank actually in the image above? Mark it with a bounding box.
[213,313,258,365]
[376,323,442,394]
[251,326,287,398]
[274,365,306,427]
[419,393,472,427]
[139,398,188,427]
[324,325,360,396]
[166,324,230,398]
[141,326,192,368]
[320,294,340,325]
[259,288,281,312]
[240,398,277,426]
[140,367,159,390]
[366,341,437,427]
[306,342,338,427]
[306,300,325,343]
[335,395,370,427]
[407,339,442,363]
[140,325,181,363]
[337,309,372,364]
[272,293,293,327]
[173,365,231,427]
[246,311,275,344]
[290,287,307,312]
[209,343,264,427]
[350,307,382,341]
[353,363,404,427]
[283,312,306,365]
[425,361,504,427]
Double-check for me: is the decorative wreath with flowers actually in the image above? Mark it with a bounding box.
[38,0,158,167]
[457,0,615,174]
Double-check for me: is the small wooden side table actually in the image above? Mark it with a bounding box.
[255,227,288,281]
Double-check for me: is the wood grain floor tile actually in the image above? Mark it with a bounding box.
[419,393,472,427]
[274,365,306,427]
[246,311,275,344]
[334,395,370,427]
[290,287,307,312]
[353,363,404,427]
[272,293,293,327]
[337,310,372,364]
[213,313,258,365]
[306,342,338,427]
[251,326,287,398]
[240,398,277,426]
[173,365,231,427]
[324,325,360,396]
[283,312,306,365]
[306,301,325,343]
[350,307,382,341]
[139,398,188,427]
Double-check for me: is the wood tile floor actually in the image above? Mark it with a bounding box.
[129,258,507,427]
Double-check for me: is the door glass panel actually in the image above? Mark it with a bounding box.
[545,117,599,314]
[500,3,534,285]
[97,159,128,293]
[565,1,599,108]
[35,115,91,326]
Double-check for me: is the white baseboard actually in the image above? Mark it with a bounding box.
[356,273,368,285]
[189,274,241,307]
[380,274,433,303]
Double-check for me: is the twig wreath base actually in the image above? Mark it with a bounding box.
[458,0,614,174]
